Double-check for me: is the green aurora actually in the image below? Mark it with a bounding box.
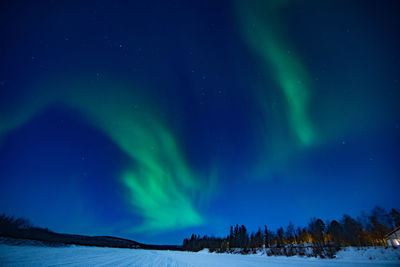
[237,0,315,148]
[0,80,204,233]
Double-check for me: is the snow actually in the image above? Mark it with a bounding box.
[0,245,399,267]
[335,247,400,261]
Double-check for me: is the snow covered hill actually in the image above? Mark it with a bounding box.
[0,244,399,266]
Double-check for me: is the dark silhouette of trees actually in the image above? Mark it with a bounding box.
[0,214,32,232]
[342,214,365,246]
[285,222,295,244]
[371,206,392,229]
[390,208,400,228]
[238,225,249,249]
[182,206,399,257]
[369,216,388,246]
[309,218,325,247]
[276,227,285,248]
[182,234,225,252]
[0,214,144,249]
[308,218,326,256]
[327,220,344,246]
[251,228,263,248]
[264,225,276,248]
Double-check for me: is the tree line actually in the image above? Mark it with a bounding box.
[182,206,400,257]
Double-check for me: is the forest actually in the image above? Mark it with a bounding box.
[182,206,400,258]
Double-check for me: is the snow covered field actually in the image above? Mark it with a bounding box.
[0,244,399,267]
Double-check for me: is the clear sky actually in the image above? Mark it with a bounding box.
[0,0,399,245]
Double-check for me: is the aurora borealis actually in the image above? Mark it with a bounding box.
[1,81,206,233]
[0,0,399,244]
[238,0,315,147]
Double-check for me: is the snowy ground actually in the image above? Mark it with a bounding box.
[0,245,399,267]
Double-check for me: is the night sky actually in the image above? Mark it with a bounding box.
[0,0,399,245]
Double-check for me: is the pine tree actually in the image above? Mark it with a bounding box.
[264,225,269,247]
[369,216,388,246]
[254,228,263,248]
[327,220,344,246]
[276,227,285,247]
[309,218,325,246]
[342,214,364,246]
[390,208,400,228]
[285,222,295,244]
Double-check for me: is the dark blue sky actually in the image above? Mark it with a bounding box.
[0,0,399,244]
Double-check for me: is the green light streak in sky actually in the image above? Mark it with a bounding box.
[237,0,315,146]
[0,80,204,232]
